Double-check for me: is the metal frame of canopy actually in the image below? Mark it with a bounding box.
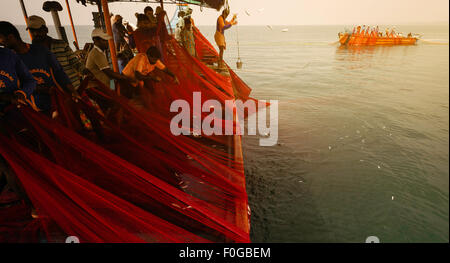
[18,0,225,87]
[75,0,226,10]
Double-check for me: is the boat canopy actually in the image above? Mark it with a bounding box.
[75,0,226,10]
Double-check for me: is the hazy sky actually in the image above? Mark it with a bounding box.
[2,0,449,26]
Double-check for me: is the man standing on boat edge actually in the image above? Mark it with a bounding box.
[215,8,237,69]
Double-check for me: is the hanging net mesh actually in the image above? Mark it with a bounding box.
[0,13,262,243]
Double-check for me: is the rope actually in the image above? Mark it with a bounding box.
[236,19,240,59]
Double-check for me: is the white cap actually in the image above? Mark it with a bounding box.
[91,28,112,40]
[26,15,46,30]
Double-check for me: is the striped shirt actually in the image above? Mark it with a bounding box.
[50,39,84,88]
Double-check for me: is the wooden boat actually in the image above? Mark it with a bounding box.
[2,0,251,243]
[338,32,418,46]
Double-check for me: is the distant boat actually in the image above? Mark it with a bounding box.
[338,31,418,46]
[282,28,289,32]
[266,25,273,30]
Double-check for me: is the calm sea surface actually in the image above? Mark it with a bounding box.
[18,24,449,242]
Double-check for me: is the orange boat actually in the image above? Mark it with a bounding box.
[338,32,418,46]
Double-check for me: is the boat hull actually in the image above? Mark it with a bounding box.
[338,33,417,46]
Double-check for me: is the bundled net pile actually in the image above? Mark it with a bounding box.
[0,17,261,243]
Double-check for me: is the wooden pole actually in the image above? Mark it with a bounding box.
[65,0,79,50]
[49,9,67,42]
[18,0,33,40]
[96,1,105,30]
[100,0,119,73]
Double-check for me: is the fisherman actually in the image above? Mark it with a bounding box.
[112,14,128,52]
[155,6,164,20]
[390,27,396,38]
[112,15,134,72]
[26,15,86,90]
[0,47,36,113]
[121,46,178,109]
[0,47,36,209]
[175,10,186,43]
[144,6,157,28]
[185,7,195,27]
[0,21,74,116]
[356,25,361,36]
[122,46,178,90]
[132,14,158,54]
[181,17,196,57]
[215,8,237,69]
[85,28,131,89]
[155,7,170,45]
[117,43,134,73]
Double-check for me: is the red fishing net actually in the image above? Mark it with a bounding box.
[0,16,259,243]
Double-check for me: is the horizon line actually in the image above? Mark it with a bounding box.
[13,22,450,27]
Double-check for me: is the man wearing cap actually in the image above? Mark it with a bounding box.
[0,21,73,116]
[112,15,126,51]
[27,15,85,90]
[85,28,130,89]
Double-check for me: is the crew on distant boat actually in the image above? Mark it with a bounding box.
[340,25,418,46]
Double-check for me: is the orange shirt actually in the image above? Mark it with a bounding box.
[122,53,166,87]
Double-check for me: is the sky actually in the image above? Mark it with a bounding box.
[2,0,449,26]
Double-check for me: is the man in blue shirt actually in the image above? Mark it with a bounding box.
[0,47,36,112]
[0,21,74,116]
[0,47,37,208]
